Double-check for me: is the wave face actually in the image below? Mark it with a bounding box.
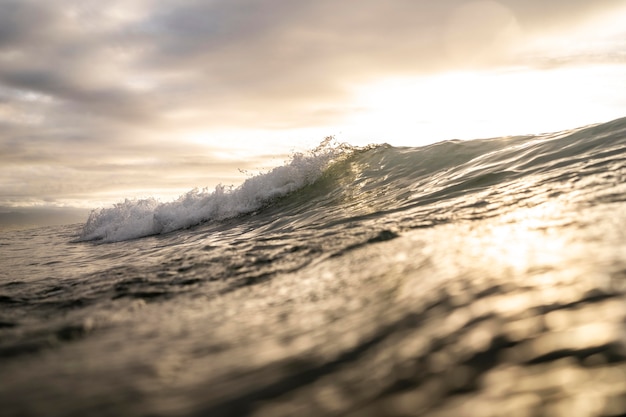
[81,117,626,242]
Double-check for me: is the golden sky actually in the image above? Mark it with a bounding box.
[1,0,625,210]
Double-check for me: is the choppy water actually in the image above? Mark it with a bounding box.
[1,118,626,416]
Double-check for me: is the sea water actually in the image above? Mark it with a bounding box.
[1,118,626,416]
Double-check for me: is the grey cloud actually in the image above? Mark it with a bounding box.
[143,0,624,73]
[0,1,58,47]
[0,1,161,128]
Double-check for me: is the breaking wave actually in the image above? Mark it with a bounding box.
[80,117,626,243]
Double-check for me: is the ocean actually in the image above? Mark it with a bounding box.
[1,117,626,416]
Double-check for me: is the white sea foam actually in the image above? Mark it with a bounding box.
[80,138,347,242]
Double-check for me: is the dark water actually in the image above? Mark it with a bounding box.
[1,118,626,416]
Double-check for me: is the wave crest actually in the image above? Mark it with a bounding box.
[79,137,354,242]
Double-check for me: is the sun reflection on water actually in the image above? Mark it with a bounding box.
[479,201,570,277]
[385,193,626,416]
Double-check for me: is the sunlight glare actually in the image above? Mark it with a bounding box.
[343,65,626,146]
[482,201,569,278]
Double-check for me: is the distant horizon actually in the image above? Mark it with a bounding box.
[0,206,90,232]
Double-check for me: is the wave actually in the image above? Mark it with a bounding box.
[79,138,356,242]
[80,117,626,243]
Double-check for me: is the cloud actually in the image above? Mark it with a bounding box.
[0,1,58,47]
[0,0,624,209]
[2,0,623,127]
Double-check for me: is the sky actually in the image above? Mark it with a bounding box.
[1,0,626,228]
